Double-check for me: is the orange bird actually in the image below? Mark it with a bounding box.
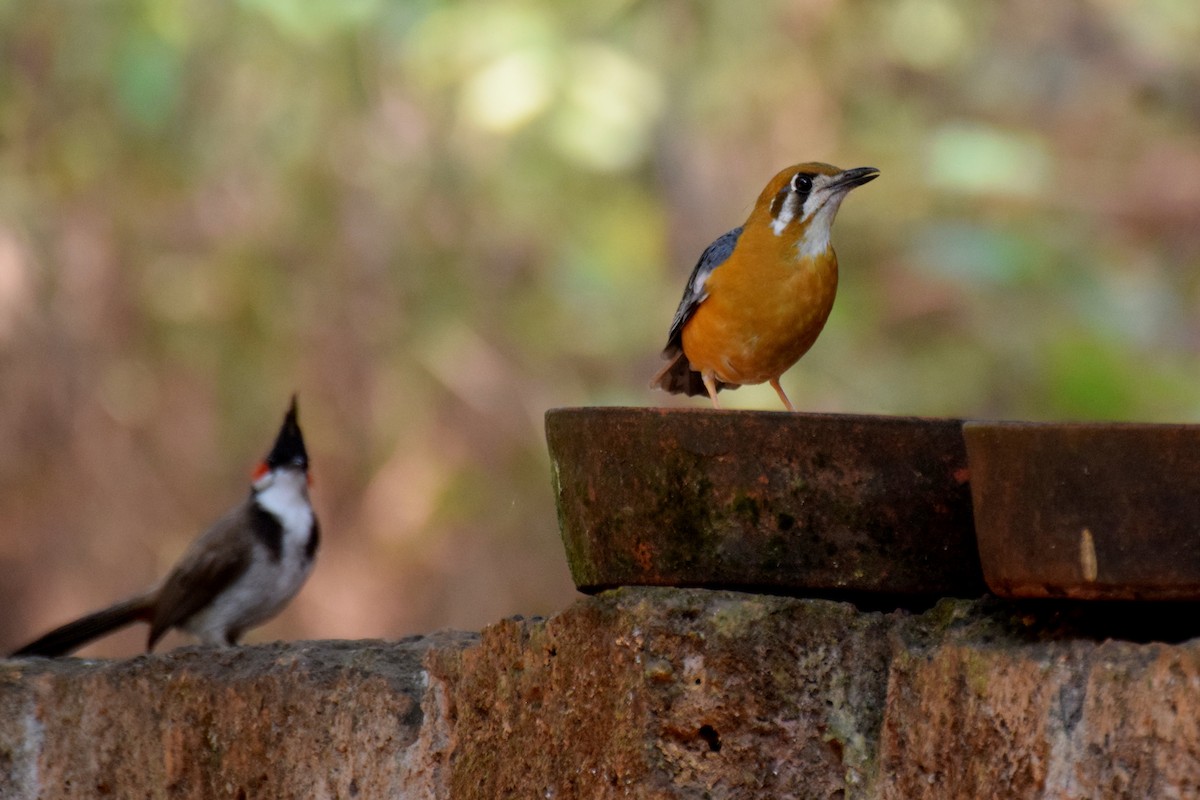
[652,162,878,411]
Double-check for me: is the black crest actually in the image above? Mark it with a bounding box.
[265,395,308,471]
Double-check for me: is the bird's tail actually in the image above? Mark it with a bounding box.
[650,349,737,397]
[9,594,155,658]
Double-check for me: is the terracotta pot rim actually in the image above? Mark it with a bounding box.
[964,419,1200,431]
[546,406,967,425]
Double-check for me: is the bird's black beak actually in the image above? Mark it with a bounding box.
[265,395,308,471]
[830,166,880,192]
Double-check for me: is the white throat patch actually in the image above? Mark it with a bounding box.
[256,468,313,543]
[794,194,846,259]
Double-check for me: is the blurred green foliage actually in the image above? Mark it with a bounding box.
[2,0,1199,652]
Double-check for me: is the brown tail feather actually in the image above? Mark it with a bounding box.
[650,349,737,398]
[10,595,155,657]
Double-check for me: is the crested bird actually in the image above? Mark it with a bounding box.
[10,397,319,657]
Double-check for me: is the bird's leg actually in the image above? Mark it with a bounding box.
[702,371,721,409]
[769,378,796,412]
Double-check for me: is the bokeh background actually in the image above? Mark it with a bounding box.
[2,0,1199,656]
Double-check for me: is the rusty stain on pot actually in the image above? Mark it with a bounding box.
[545,407,984,598]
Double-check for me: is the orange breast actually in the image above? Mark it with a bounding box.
[681,234,838,386]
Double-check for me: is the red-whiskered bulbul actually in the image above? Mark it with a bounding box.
[9,396,319,658]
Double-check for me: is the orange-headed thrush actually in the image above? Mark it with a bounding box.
[652,163,879,410]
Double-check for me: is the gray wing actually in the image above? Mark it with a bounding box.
[663,226,743,352]
[148,502,254,649]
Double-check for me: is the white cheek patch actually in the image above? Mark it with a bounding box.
[770,194,798,236]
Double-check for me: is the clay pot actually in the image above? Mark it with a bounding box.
[546,408,983,599]
[965,421,1200,600]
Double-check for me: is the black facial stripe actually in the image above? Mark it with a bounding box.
[305,517,320,560]
[249,503,284,561]
[770,188,788,219]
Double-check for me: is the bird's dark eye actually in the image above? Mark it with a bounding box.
[792,174,813,194]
